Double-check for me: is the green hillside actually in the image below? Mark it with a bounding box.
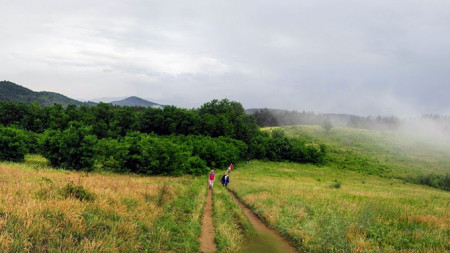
[265,125,450,190]
[230,161,450,252]
[0,81,82,107]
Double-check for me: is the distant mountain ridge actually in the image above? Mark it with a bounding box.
[0,81,82,107]
[111,96,164,108]
[0,81,164,108]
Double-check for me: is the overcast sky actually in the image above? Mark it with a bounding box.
[1,0,450,116]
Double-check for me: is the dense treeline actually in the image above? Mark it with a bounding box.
[252,108,450,134]
[253,108,403,131]
[0,101,259,141]
[406,173,450,191]
[0,100,326,174]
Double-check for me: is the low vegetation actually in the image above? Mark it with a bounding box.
[0,156,205,252]
[146,178,206,252]
[212,180,254,252]
[230,161,450,252]
[269,125,450,191]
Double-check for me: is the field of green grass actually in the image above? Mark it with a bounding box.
[270,125,450,180]
[229,161,449,252]
[212,179,254,252]
[0,155,206,252]
[2,124,450,252]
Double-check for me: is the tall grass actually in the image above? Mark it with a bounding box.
[144,178,206,252]
[212,177,255,252]
[0,155,202,252]
[272,125,450,190]
[230,161,450,252]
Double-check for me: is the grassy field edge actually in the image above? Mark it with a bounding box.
[212,179,255,252]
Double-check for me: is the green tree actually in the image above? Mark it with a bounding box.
[0,126,29,162]
[40,122,98,171]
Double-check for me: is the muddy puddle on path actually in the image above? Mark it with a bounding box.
[228,190,297,253]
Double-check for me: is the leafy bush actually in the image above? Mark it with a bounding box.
[167,135,247,169]
[185,156,208,175]
[39,122,98,171]
[60,182,95,201]
[0,126,29,162]
[123,132,189,175]
[248,132,326,164]
[94,133,246,175]
[415,173,450,191]
[330,180,341,189]
[95,138,129,173]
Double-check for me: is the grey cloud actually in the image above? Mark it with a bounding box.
[1,0,450,115]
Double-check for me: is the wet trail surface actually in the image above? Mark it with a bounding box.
[228,190,298,253]
[200,189,217,253]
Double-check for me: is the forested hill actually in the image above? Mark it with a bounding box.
[0,81,82,107]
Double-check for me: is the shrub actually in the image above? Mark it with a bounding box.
[60,182,95,201]
[415,173,450,191]
[167,135,247,169]
[39,122,98,171]
[185,156,208,175]
[121,132,189,175]
[248,133,326,164]
[95,138,129,173]
[271,128,285,138]
[330,180,341,189]
[0,126,29,162]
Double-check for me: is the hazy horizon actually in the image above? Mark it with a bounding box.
[2,1,450,116]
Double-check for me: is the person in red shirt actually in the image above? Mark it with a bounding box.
[227,163,233,173]
[208,170,215,189]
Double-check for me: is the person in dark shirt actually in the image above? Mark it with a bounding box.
[221,173,230,188]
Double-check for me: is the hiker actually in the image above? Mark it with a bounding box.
[221,173,230,187]
[227,163,233,173]
[208,170,215,189]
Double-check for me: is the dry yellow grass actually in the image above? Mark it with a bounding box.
[0,157,195,252]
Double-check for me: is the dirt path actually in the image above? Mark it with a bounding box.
[228,190,298,253]
[200,189,217,253]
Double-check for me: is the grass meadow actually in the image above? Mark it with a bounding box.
[1,125,449,252]
[229,161,450,252]
[273,125,450,178]
[0,155,206,252]
[212,178,254,252]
